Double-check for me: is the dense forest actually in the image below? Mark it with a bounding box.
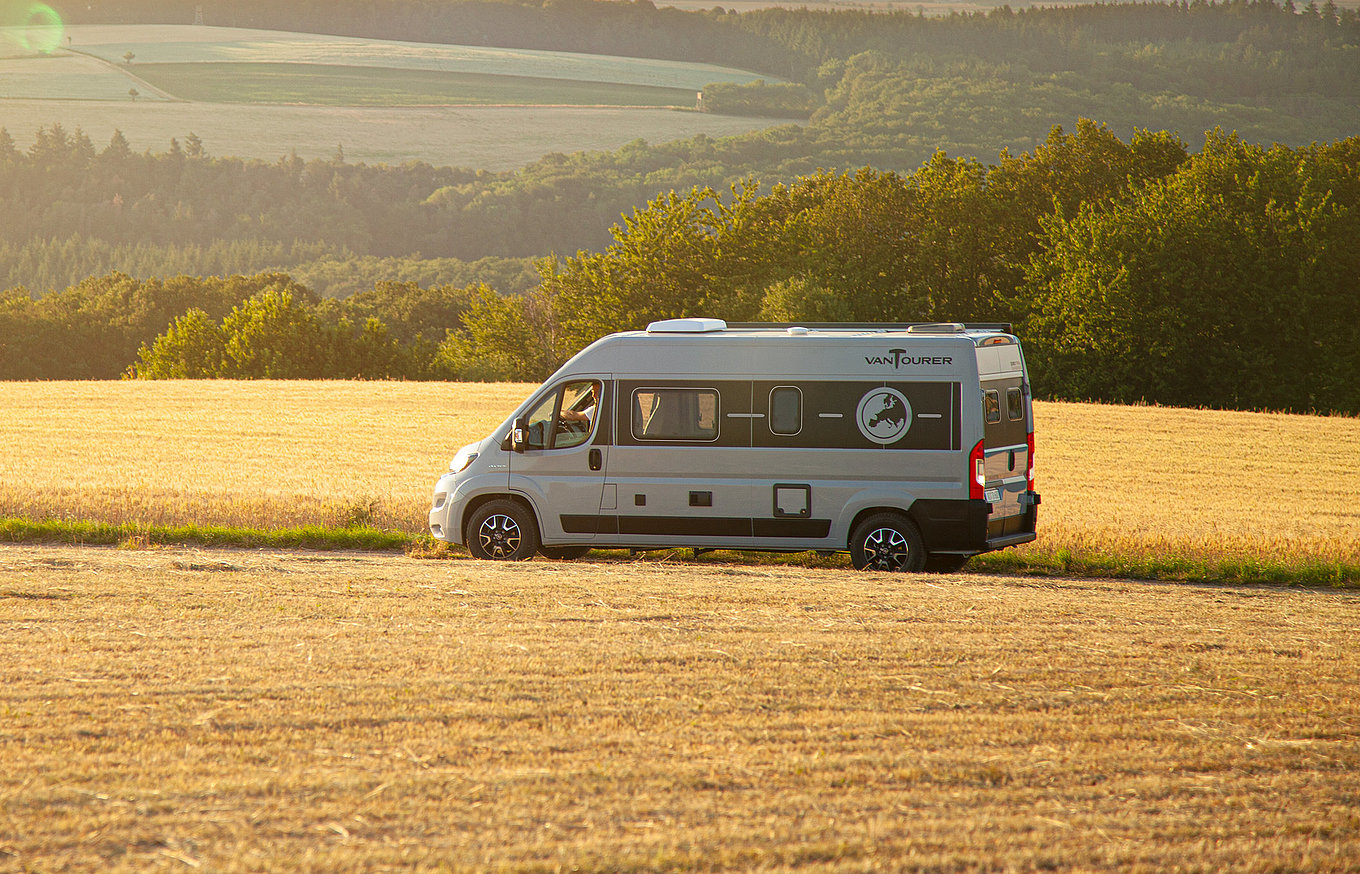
[4,1,1360,411]
[7,122,1357,412]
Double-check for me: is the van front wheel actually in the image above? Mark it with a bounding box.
[467,499,539,561]
[850,514,926,572]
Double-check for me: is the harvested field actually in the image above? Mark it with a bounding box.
[0,99,783,170]
[1,381,1357,580]
[0,543,1356,870]
[0,54,164,101]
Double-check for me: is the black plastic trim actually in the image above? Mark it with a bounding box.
[561,514,831,539]
[909,498,991,552]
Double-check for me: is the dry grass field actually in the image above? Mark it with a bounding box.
[1030,402,1360,573]
[2,383,1357,868]
[1,380,1357,581]
[0,543,1357,871]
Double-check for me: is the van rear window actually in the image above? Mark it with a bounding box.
[984,389,1001,424]
[1007,387,1024,422]
[632,389,719,441]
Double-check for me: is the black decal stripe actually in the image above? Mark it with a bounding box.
[621,516,752,537]
[561,515,831,539]
[752,518,832,538]
[952,381,962,451]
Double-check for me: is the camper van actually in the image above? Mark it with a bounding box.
[428,319,1039,571]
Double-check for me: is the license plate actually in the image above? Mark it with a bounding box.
[984,488,1002,504]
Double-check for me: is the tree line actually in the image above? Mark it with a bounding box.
[7,122,1357,412]
[484,122,1356,413]
[0,269,504,380]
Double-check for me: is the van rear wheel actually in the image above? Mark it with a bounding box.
[850,513,926,572]
[467,499,539,561]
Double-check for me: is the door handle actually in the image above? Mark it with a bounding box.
[589,448,602,471]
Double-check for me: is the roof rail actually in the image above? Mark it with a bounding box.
[724,321,1015,334]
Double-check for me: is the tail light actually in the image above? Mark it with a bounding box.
[969,439,986,500]
[1026,431,1036,492]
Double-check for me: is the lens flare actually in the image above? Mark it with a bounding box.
[17,3,64,55]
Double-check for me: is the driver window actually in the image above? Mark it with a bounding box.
[523,380,600,451]
[554,380,599,449]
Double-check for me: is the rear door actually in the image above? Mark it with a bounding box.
[978,344,1031,538]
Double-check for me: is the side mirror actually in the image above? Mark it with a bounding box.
[510,416,528,453]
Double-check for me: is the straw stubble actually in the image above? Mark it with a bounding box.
[0,545,1356,870]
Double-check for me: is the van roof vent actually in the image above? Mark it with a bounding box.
[905,322,966,334]
[646,318,727,334]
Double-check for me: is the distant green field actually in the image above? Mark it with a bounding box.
[134,62,698,107]
[67,24,768,91]
[0,24,787,167]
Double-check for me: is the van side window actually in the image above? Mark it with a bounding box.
[632,388,719,441]
[984,389,1001,424]
[1007,387,1023,422]
[769,387,802,436]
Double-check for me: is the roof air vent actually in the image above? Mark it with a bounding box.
[646,318,728,334]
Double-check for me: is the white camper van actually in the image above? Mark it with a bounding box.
[428,319,1039,571]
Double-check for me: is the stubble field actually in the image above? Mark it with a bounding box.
[1,380,1357,581]
[1,543,1357,871]
[2,381,1358,869]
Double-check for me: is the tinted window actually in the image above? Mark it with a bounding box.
[984,389,1001,424]
[1007,387,1023,422]
[769,387,802,436]
[632,389,719,441]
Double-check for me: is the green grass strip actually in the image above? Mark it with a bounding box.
[0,518,411,552]
[973,548,1360,588]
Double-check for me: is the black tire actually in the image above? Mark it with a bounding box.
[924,554,971,574]
[466,499,539,561]
[540,545,591,560]
[849,513,926,572]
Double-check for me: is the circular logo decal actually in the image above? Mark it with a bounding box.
[856,387,912,445]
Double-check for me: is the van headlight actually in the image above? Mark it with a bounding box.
[450,443,480,473]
